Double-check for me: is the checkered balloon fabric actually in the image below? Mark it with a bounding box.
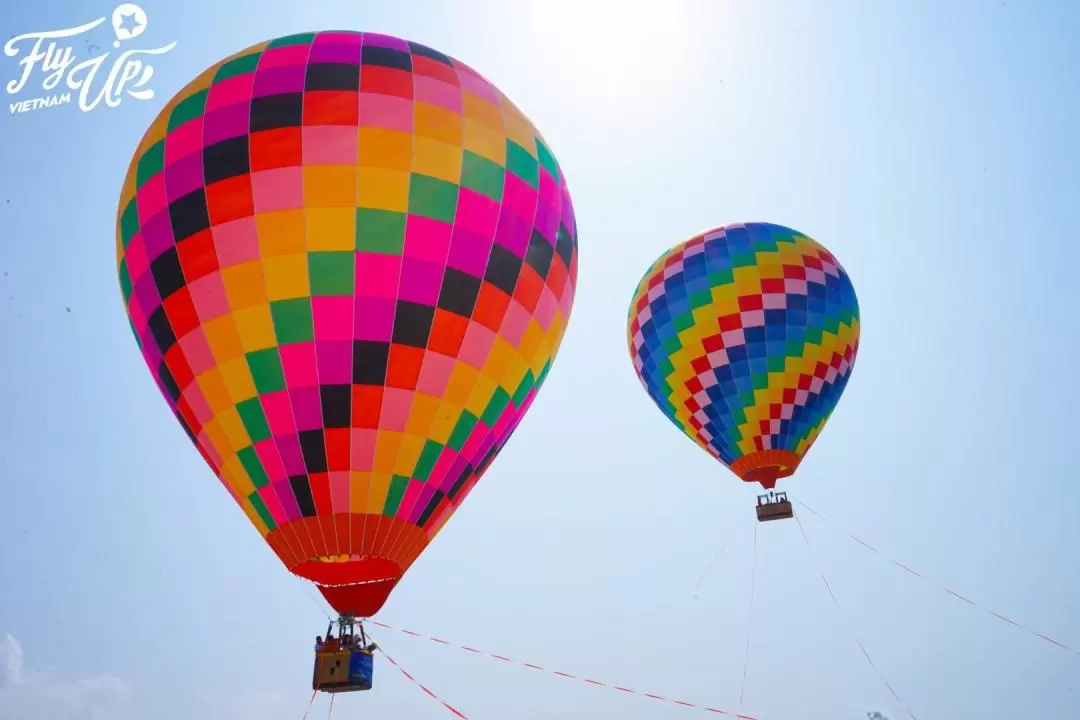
[627,223,858,490]
[115,32,578,616]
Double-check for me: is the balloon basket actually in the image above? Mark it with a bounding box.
[755,491,794,522]
[312,615,377,693]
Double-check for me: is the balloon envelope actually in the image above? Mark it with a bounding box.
[627,223,858,489]
[116,31,578,616]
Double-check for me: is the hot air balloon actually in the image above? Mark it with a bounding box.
[115,30,577,692]
[627,223,858,522]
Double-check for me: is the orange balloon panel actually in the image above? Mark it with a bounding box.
[116,32,578,616]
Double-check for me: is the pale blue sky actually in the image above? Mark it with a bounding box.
[1,1,1078,719]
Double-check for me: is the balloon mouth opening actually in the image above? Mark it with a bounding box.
[294,556,403,587]
[295,557,404,617]
[264,515,431,616]
[731,450,802,490]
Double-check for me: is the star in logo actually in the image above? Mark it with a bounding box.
[111,3,148,43]
[118,11,141,34]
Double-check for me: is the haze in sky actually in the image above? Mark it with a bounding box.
[1,1,1078,719]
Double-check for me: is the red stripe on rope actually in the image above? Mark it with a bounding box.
[377,643,471,719]
[794,513,919,720]
[797,500,1076,655]
[298,689,317,720]
[369,620,753,717]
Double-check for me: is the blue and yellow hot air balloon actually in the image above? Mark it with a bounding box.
[628,223,859,521]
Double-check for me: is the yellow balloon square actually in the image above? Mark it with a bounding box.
[221,261,268,311]
[500,354,528,396]
[216,407,250,452]
[303,165,357,208]
[443,361,480,407]
[357,166,410,212]
[365,472,393,514]
[463,117,506,165]
[348,471,373,514]
[518,320,544,365]
[256,209,307,256]
[195,366,231,414]
[411,136,463,184]
[306,207,357,251]
[221,454,257,496]
[463,374,497,418]
[202,416,231,462]
[219,356,257,403]
[413,101,463,145]
[498,96,537,158]
[482,335,515,380]
[358,127,412,171]
[232,304,277,353]
[263,253,310,301]
[462,92,501,131]
[202,315,244,365]
[426,400,462,445]
[373,431,403,473]
[404,392,440,437]
[393,434,426,476]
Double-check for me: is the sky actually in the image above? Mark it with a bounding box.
[1,0,1079,719]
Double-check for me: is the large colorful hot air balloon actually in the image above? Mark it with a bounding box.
[116,32,578,625]
[627,223,858,521]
